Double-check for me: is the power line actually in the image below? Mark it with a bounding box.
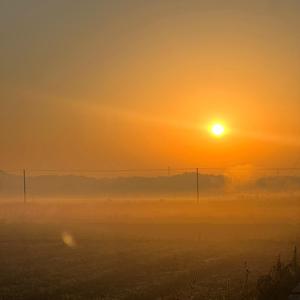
[2,167,300,174]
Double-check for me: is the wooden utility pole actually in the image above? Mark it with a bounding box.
[196,168,199,204]
[23,169,26,204]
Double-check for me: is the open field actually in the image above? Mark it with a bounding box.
[0,198,299,299]
[1,194,300,224]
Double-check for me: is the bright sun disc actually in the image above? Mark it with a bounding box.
[211,123,225,137]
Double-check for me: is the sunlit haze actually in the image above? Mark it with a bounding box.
[1,0,300,169]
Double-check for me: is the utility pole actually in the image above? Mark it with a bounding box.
[196,168,199,204]
[23,169,26,204]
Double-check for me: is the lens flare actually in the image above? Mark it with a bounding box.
[62,231,77,248]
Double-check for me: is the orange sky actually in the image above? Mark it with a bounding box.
[1,0,300,170]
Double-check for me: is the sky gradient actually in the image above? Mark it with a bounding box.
[1,0,300,170]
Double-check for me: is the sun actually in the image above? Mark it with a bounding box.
[211,123,225,137]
